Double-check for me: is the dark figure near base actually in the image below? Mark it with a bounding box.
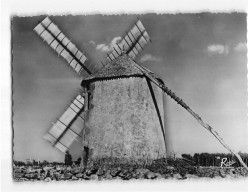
[64,151,72,166]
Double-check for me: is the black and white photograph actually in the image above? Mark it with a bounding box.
[1,0,248,192]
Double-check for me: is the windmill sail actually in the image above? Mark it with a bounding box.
[33,17,98,75]
[107,19,151,61]
[43,94,85,153]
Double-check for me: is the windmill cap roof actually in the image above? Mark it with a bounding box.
[81,54,145,83]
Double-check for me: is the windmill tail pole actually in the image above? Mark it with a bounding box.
[132,63,248,171]
[160,85,248,171]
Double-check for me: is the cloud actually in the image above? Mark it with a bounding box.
[139,54,162,63]
[92,36,122,53]
[234,42,246,52]
[207,44,229,55]
[95,43,111,52]
[89,40,96,46]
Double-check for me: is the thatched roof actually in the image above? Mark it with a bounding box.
[82,54,144,83]
[81,54,165,90]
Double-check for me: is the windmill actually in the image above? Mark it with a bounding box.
[33,16,248,170]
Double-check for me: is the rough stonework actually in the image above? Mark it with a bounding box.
[81,55,166,162]
[13,159,248,182]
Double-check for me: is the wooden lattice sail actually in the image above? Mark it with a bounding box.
[107,19,151,61]
[43,94,85,153]
[34,17,98,75]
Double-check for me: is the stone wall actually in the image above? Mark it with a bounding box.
[82,76,166,161]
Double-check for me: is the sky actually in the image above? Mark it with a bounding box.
[12,13,247,162]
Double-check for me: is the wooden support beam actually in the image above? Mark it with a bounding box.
[146,78,166,149]
[131,62,248,171]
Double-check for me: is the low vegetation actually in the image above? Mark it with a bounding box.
[13,153,248,182]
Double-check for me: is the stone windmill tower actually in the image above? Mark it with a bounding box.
[34,16,248,170]
[34,16,166,164]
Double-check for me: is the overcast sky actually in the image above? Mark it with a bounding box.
[12,13,247,162]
